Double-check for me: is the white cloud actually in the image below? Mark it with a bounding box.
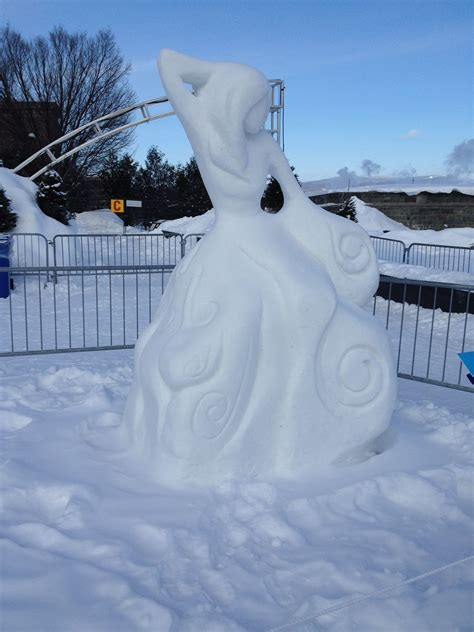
[400,129,421,140]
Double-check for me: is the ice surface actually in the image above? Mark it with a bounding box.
[124,50,397,485]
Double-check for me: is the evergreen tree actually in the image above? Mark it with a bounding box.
[0,186,17,233]
[336,196,358,222]
[174,157,212,215]
[99,153,139,200]
[136,146,176,204]
[99,153,140,225]
[261,166,300,212]
[36,169,72,225]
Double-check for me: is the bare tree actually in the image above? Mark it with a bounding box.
[336,166,356,180]
[0,26,136,192]
[361,159,381,177]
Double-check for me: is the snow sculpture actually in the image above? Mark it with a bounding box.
[124,49,397,485]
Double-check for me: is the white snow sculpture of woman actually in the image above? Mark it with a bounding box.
[124,49,396,485]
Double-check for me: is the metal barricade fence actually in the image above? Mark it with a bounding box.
[0,264,174,355]
[10,233,50,268]
[5,233,473,276]
[1,264,472,393]
[52,233,182,270]
[183,233,205,254]
[374,275,473,392]
[370,235,474,275]
[369,235,406,263]
[406,242,473,273]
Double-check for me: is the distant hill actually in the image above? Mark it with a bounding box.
[302,175,474,197]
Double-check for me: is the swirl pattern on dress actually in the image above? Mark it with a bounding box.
[333,231,373,274]
[192,391,229,439]
[315,309,394,416]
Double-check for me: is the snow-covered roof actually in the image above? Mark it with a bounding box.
[302,175,474,197]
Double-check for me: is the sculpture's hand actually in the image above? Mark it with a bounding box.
[158,49,214,92]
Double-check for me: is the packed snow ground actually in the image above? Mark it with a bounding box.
[0,349,473,631]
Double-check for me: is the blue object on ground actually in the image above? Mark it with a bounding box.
[0,235,12,299]
[458,351,474,384]
[458,351,474,375]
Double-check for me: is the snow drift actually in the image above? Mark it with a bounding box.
[74,210,125,234]
[0,168,73,240]
[351,196,406,233]
[156,209,216,236]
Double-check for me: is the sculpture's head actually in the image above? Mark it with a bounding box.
[203,62,271,177]
[244,87,272,134]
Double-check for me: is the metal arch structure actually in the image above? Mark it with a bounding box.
[13,80,285,181]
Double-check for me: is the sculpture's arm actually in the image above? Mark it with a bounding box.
[157,49,214,124]
[267,136,306,205]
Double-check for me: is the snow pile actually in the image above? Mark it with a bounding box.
[0,168,72,240]
[156,208,215,236]
[379,226,474,248]
[351,196,406,232]
[345,195,473,248]
[379,261,474,285]
[74,210,125,234]
[0,351,472,630]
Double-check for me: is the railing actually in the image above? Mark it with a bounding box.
[52,233,182,269]
[407,242,472,273]
[370,235,474,274]
[4,232,473,277]
[13,81,285,181]
[1,264,472,392]
[0,264,174,355]
[370,236,406,263]
[374,276,473,392]
[10,233,50,268]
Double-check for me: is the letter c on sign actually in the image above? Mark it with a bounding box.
[111,199,124,213]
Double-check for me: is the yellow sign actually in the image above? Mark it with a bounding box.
[111,199,124,213]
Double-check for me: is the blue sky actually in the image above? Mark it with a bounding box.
[1,0,472,180]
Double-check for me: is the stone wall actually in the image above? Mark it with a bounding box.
[310,191,474,229]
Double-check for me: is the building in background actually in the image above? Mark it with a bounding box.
[0,101,61,173]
